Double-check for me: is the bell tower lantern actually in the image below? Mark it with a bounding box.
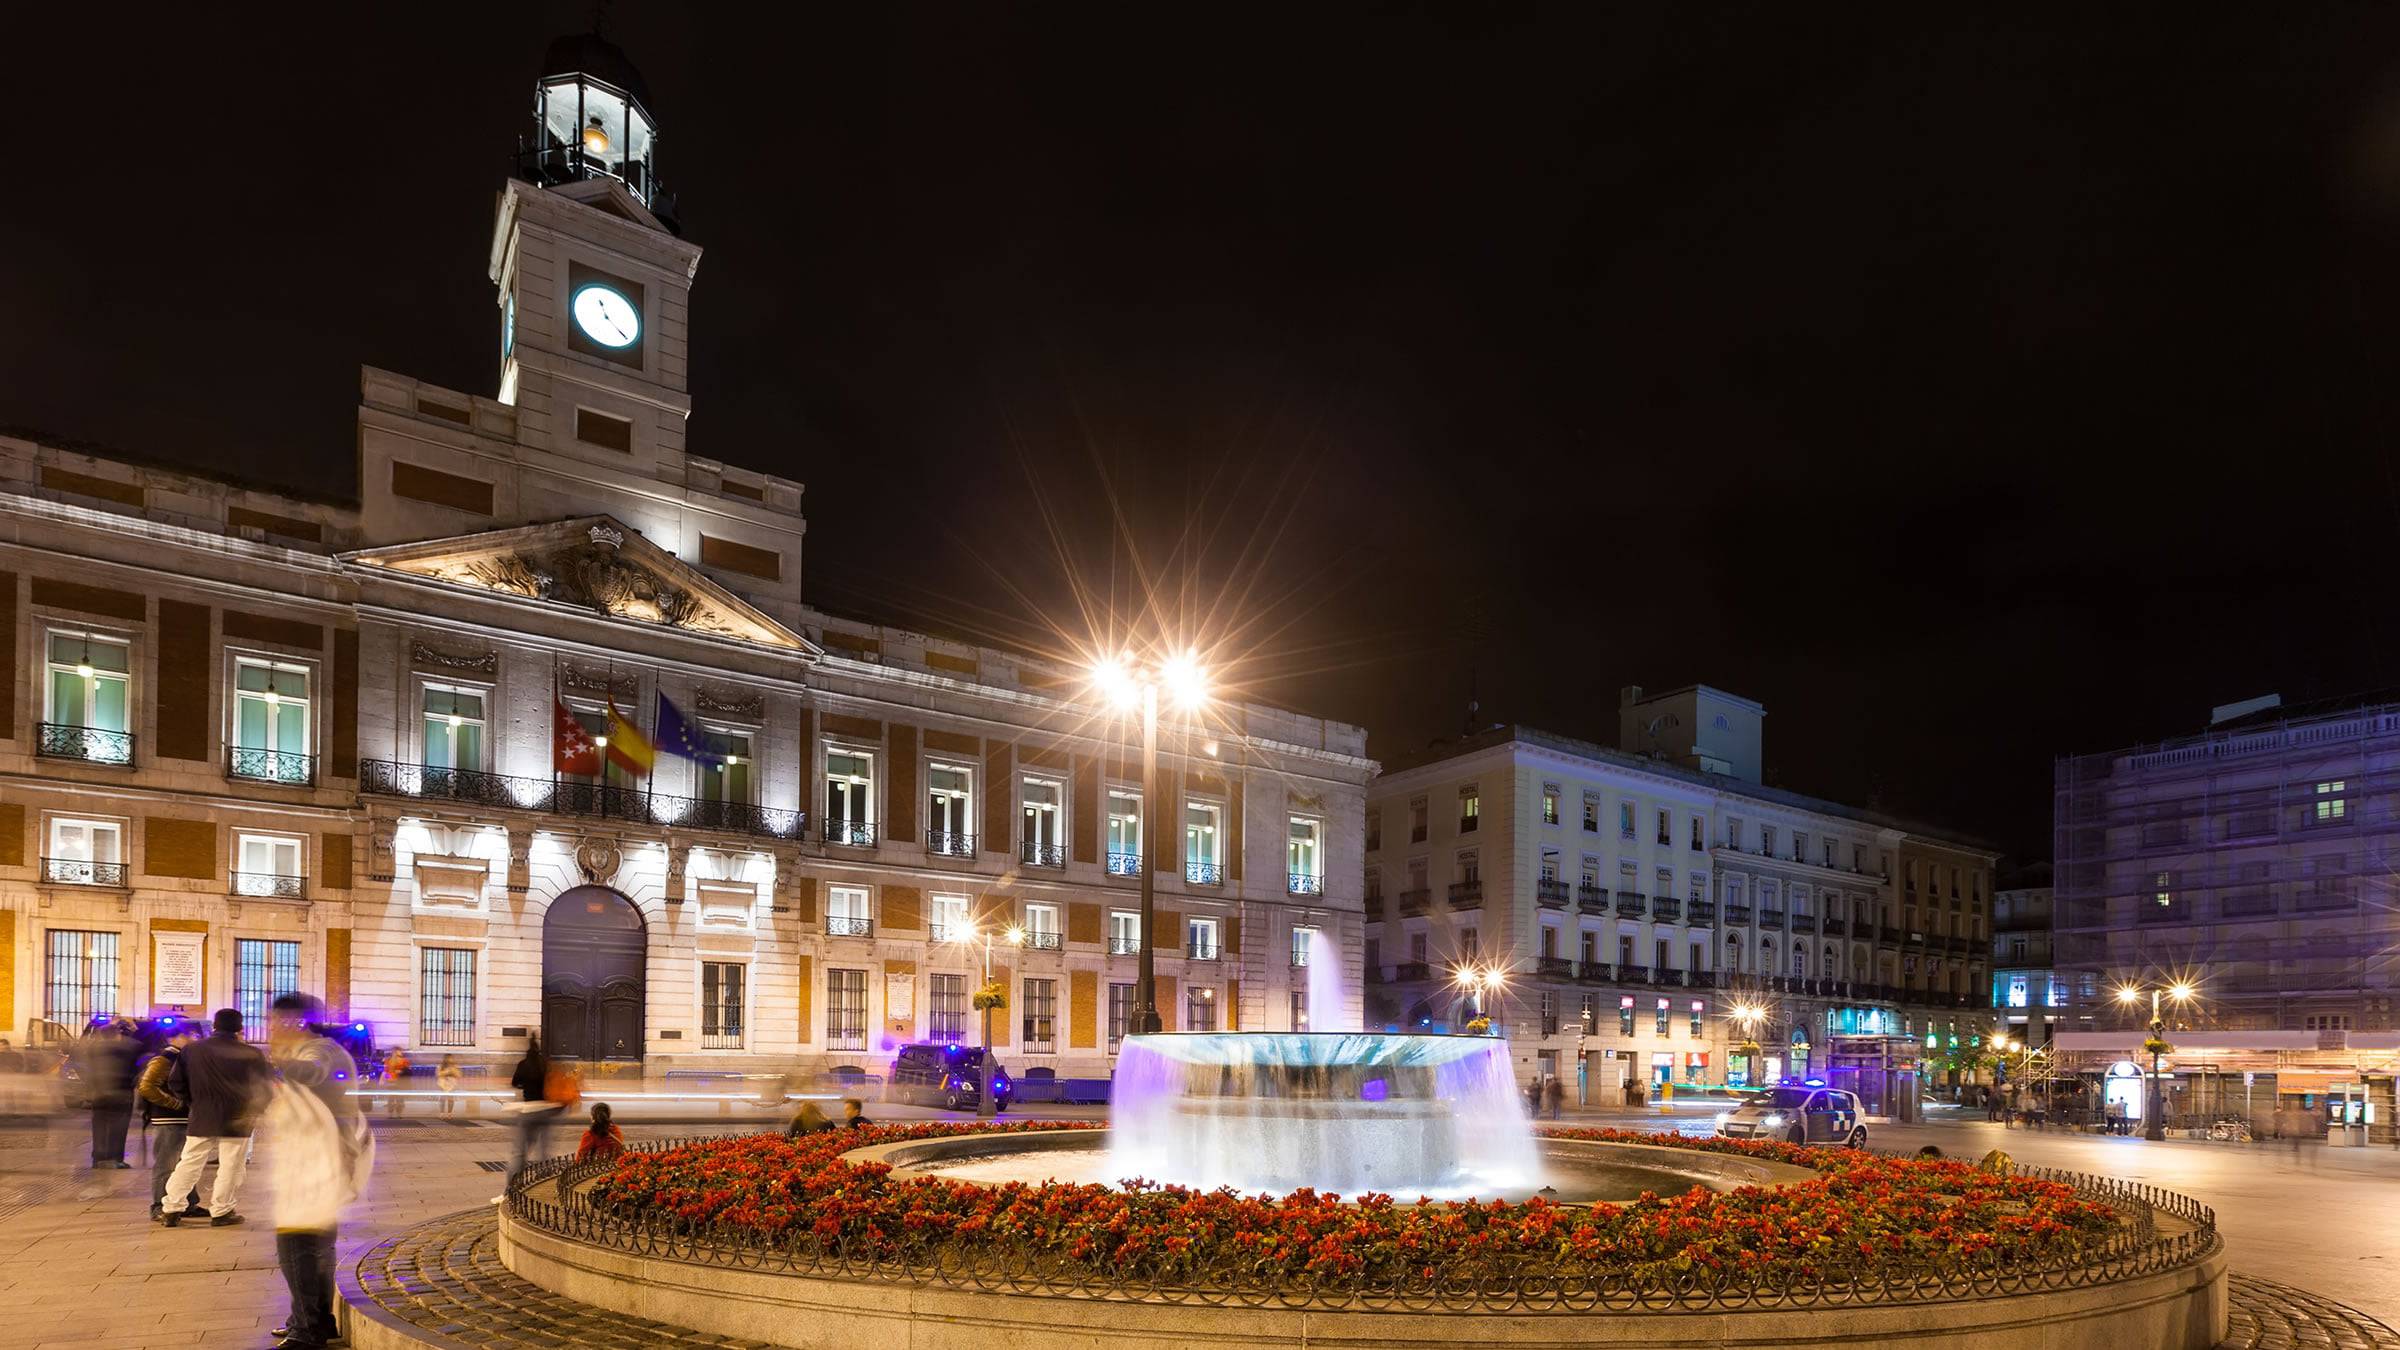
[514,33,676,230]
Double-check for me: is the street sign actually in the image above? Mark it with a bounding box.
[2243,1071,2255,1087]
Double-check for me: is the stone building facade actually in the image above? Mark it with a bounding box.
[0,40,1371,1077]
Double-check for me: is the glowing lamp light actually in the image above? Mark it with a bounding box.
[2116,987,2142,1006]
[594,734,609,748]
[1090,658,1138,711]
[448,714,464,728]
[263,690,279,705]
[1005,926,1025,945]
[582,115,611,155]
[1161,652,1207,710]
[2169,983,2195,1002]
[75,662,95,679]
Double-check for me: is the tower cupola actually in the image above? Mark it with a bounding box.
[514,33,676,230]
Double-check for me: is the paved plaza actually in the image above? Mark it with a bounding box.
[0,1101,2393,1349]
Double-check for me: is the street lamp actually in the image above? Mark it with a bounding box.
[2115,982,2196,1142]
[951,919,1027,1116]
[1729,1001,1767,1087]
[1453,963,1504,1019]
[1091,653,1209,1036]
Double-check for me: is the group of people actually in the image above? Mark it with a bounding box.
[110,1001,374,1350]
[1523,1075,1567,1119]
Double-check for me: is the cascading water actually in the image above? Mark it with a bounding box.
[1304,927,1353,1032]
[1108,1031,1543,1198]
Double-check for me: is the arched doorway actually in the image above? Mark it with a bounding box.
[543,885,646,1062]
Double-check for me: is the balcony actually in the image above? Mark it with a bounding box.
[1822,917,1847,937]
[1759,910,1785,931]
[1618,964,1651,984]
[1187,943,1221,961]
[1789,913,1815,934]
[1880,926,1904,944]
[927,830,977,859]
[1447,880,1484,910]
[1725,904,1754,926]
[1106,851,1141,878]
[930,922,977,943]
[1576,883,1607,914]
[825,915,874,938]
[1020,840,1065,868]
[1537,956,1575,979]
[1185,861,1224,887]
[359,761,812,843]
[1289,951,1310,969]
[1392,960,1431,981]
[1022,930,1062,951]
[228,745,314,786]
[41,857,126,887]
[2220,892,2278,919]
[822,817,876,847]
[1409,825,1427,844]
[1652,896,1682,922]
[1398,887,1432,917]
[37,722,133,766]
[1686,900,1716,926]
[1289,871,1324,896]
[1365,894,1385,921]
[231,871,305,900]
[1577,962,1611,984]
[1107,936,1142,956]
[1535,878,1570,909]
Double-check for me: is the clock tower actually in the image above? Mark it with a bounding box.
[489,33,702,474]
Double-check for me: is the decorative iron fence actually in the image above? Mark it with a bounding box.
[228,745,314,785]
[824,819,877,847]
[502,1139,2220,1313]
[1105,851,1141,877]
[358,759,803,844]
[1185,862,1223,887]
[37,722,133,765]
[231,871,306,899]
[1020,841,1065,868]
[1289,872,1323,896]
[41,857,126,887]
[825,917,875,938]
[927,830,977,858]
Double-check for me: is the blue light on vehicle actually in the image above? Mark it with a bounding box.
[354,1022,367,1031]
[1803,1078,1826,1088]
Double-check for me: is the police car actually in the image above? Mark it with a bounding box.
[1714,1082,1868,1147]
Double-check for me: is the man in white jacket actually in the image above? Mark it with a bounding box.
[265,995,373,1350]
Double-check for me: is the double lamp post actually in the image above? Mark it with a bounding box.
[1090,653,1207,1037]
[2117,981,2194,1142]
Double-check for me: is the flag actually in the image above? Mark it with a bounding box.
[553,697,600,775]
[653,693,723,767]
[605,702,656,777]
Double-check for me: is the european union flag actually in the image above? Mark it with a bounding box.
[653,693,724,767]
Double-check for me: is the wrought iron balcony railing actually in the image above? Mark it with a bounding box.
[1536,956,1575,978]
[1652,896,1683,922]
[1576,883,1607,913]
[1022,930,1062,950]
[1392,960,1430,981]
[37,722,133,765]
[1106,936,1143,956]
[927,830,977,858]
[823,818,877,847]
[1185,861,1223,887]
[1614,892,1644,918]
[357,760,806,844]
[231,871,305,900]
[825,916,874,938]
[1186,943,1220,961]
[1288,871,1323,896]
[1618,964,1652,984]
[1686,900,1717,926]
[929,922,973,943]
[1725,904,1753,925]
[1397,887,1432,916]
[1105,851,1141,877]
[42,857,126,887]
[1822,917,1848,936]
[228,745,315,786]
[1790,913,1816,934]
[1020,840,1065,868]
[1759,910,1785,930]
[1535,879,1570,908]
[1447,880,1483,909]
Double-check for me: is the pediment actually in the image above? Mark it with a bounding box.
[345,516,814,651]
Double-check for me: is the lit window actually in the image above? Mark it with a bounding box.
[418,947,477,1047]
[1459,786,1481,832]
[827,968,868,1049]
[1106,789,1142,875]
[931,893,971,942]
[231,659,311,782]
[422,686,485,774]
[234,832,305,897]
[1287,817,1322,892]
[1107,982,1135,1048]
[825,749,875,843]
[701,961,746,1048]
[1022,978,1057,1049]
[42,630,132,763]
[2315,781,2347,822]
[233,939,300,1043]
[927,763,973,854]
[1108,910,1142,954]
[1185,802,1223,883]
[1541,784,1560,826]
[44,929,120,1025]
[700,729,752,805]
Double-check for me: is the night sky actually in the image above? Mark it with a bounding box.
[11,6,2400,860]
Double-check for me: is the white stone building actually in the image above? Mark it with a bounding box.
[0,36,1371,1081]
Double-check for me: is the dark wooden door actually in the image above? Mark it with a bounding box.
[543,886,646,1062]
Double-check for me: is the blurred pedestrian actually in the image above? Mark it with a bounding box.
[137,1025,207,1222]
[382,1047,411,1116]
[265,994,371,1350]
[786,1101,832,1139]
[841,1097,871,1129]
[1544,1076,1565,1120]
[435,1055,462,1117]
[81,1019,139,1169]
[505,1035,559,1182]
[1525,1077,1542,1115]
[159,1008,269,1226]
[577,1102,624,1162]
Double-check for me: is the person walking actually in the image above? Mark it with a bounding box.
[264,994,372,1350]
[505,1035,559,1182]
[841,1097,871,1129]
[785,1101,832,1139]
[435,1054,462,1117]
[382,1047,412,1117]
[1544,1075,1565,1120]
[158,1008,269,1226]
[136,1025,207,1221]
[81,1019,139,1169]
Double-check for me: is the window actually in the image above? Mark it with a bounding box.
[1185,801,1223,883]
[42,630,132,763]
[1106,789,1142,875]
[1823,838,1837,867]
[231,658,311,782]
[826,885,873,937]
[1538,992,1558,1036]
[1291,925,1318,968]
[234,832,305,898]
[1542,784,1560,826]
[1459,785,1481,832]
[1186,985,1218,1031]
[927,763,973,854]
[2006,974,2029,1008]
[700,729,752,805]
[1655,809,1671,844]
[1459,850,1481,883]
[1582,793,1600,832]
[44,929,120,1024]
[1365,868,1382,902]
[2315,781,2348,823]
[1288,817,1322,892]
[1619,995,1635,1035]
[1010,776,1060,864]
[2304,1013,2352,1032]
[1761,825,1776,856]
[1365,807,1382,852]
[2009,936,2027,961]
[931,893,970,942]
[1407,796,1430,844]
[1289,989,1309,1030]
[701,961,746,1048]
[1655,998,1671,1035]
[1580,994,1596,1028]
[1689,874,1706,903]
[418,947,476,1046]
[1619,934,1635,968]
[1022,978,1056,1049]
[233,939,300,1043]
[825,749,875,843]
[929,974,967,1042]
[1690,816,1704,850]
[1108,910,1141,955]
[1578,931,1595,966]
[575,406,633,451]
[1580,859,1601,890]
[1541,852,1561,883]
[1365,937,1381,972]
[1656,866,1673,897]
[422,686,486,774]
[1689,1000,1704,1037]
[1727,818,1743,849]
[2153,871,2175,908]
[1619,802,1635,839]
[1793,832,1808,861]
[828,968,868,1049]
[1187,915,1220,959]
[1461,927,1480,960]
[1409,931,1428,963]
[1023,902,1060,948]
[44,817,124,886]
[1107,982,1135,1048]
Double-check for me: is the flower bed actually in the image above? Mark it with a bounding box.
[581,1124,2125,1287]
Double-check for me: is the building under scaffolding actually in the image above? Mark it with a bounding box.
[2053,693,2400,1138]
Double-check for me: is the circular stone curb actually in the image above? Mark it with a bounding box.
[2222,1274,2400,1350]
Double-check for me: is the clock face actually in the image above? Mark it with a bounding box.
[571,284,641,349]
